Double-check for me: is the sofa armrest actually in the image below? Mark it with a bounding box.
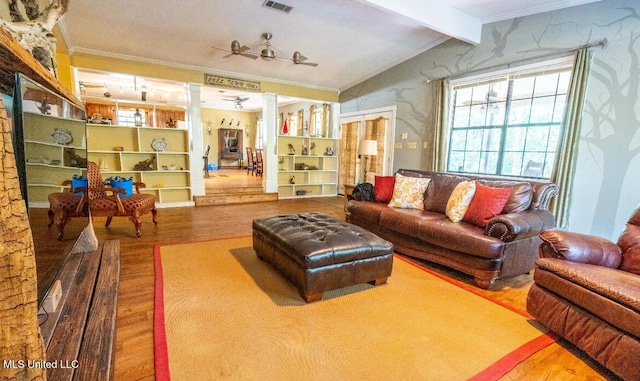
[485,210,556,242]
[539,229,622,268]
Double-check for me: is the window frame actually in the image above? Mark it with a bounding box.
[446,57,574,180]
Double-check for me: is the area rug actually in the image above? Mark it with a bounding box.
[154,237,555,381]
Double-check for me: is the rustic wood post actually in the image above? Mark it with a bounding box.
[0,100,46,380]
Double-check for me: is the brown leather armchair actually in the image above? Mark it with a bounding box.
[527,207,640,381]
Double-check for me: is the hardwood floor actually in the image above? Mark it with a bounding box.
[83,194,618,380]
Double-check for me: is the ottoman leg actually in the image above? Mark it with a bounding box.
[302,292,323,303]
[369,277,388,286]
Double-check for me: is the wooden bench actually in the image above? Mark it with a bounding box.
[40,240,120,381]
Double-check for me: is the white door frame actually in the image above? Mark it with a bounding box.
[339,106,396,178]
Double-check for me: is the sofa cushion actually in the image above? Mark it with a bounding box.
[618,211,640,275]
[376,207,505,259]
[534,258,640,338]
[445,181,476,222]
[388,174,431,210]
[374,175,395,203]
[424,174,470,213]
[463,183,512,227]
[482,180,533,213]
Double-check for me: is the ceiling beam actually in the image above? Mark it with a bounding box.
[359,0,482,45]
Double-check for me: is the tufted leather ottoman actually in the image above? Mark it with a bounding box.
[252,213,394,302]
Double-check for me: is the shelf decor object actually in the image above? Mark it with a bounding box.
[51,128,73,145]
[152,137,168,152]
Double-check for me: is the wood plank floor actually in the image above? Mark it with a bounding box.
[82,193,618,381]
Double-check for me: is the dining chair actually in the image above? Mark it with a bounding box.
[255,149,264,177]
[246,147,255,175]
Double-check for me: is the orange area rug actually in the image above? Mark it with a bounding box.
[154,237,554,380]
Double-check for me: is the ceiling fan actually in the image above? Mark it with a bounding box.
[214,33,318,67]
[223,96,249,110]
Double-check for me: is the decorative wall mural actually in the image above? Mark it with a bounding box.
[340,0,640,239]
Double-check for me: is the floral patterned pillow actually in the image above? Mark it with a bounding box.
[446,181,476,222]
[388,174,431,209]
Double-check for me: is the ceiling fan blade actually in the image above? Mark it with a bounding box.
[239,52,259,59]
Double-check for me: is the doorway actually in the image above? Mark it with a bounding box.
[338,106,396,193]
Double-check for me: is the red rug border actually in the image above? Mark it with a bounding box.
[153,237,557,381]
[153,244,171,381]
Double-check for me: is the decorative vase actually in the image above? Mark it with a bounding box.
[282,120,288,135]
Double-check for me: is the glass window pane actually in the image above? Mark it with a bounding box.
[483,128,502,151]
[505,127,526,151]
[471,85,489,105]
[452,106,470,128]
[557,71,571,95]
[525,126,550,152]
[484,151,499,174]
[543,154,556,178]
[552,94,566,123]
[533,73,560,97]
[512,77,534,100]
[455,88,472,106]
[521,153,546,177]
[466,129,483,151]
[548,125,561,152]
[508,99,531,124]
[469,105,487,126]
[486,102,505,126]
[530,96,555,124]
[450,130,467,150]
[464,151,480,172]
[501,152,523,176]
[448,151,465,172]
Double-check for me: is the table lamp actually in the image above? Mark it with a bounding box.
[357,139,377,183]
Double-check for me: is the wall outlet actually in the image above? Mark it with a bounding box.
[42,280,62,314]
[394,142,403,149]
[407,142,417,149]
[423,141,429,149]
[401,133,408,140]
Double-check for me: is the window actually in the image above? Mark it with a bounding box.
[117,108,146,127]
[447,66,571,179]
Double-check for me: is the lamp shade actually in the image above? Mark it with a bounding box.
[357,140,377,156]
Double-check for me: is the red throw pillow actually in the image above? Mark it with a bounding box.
[374,176,395,203]
[463,183,512,227]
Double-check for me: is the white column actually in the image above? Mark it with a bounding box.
[188,83,205,197]
[263,93,278,193]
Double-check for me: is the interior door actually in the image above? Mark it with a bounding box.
[338,107,395,193]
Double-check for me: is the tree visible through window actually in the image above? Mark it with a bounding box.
[447,68,571,179]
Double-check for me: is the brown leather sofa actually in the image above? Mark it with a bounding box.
[527,207,640,381]
[346,169,559,288]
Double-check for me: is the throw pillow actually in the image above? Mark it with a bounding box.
[374,176,395,203]
[445,181,476,222]
[388,174,431,210]
[463,183,513,227]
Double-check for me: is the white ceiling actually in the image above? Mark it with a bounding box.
[61,0,601,110]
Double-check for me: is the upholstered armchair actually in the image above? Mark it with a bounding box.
[526,207,640,381]
[47,180,89,241]
[86,161,157,238]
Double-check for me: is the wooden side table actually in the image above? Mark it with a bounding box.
[343,183,356,212]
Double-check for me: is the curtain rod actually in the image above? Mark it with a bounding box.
[434,39,607,82]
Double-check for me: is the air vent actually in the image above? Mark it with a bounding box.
[262,0,293,13]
